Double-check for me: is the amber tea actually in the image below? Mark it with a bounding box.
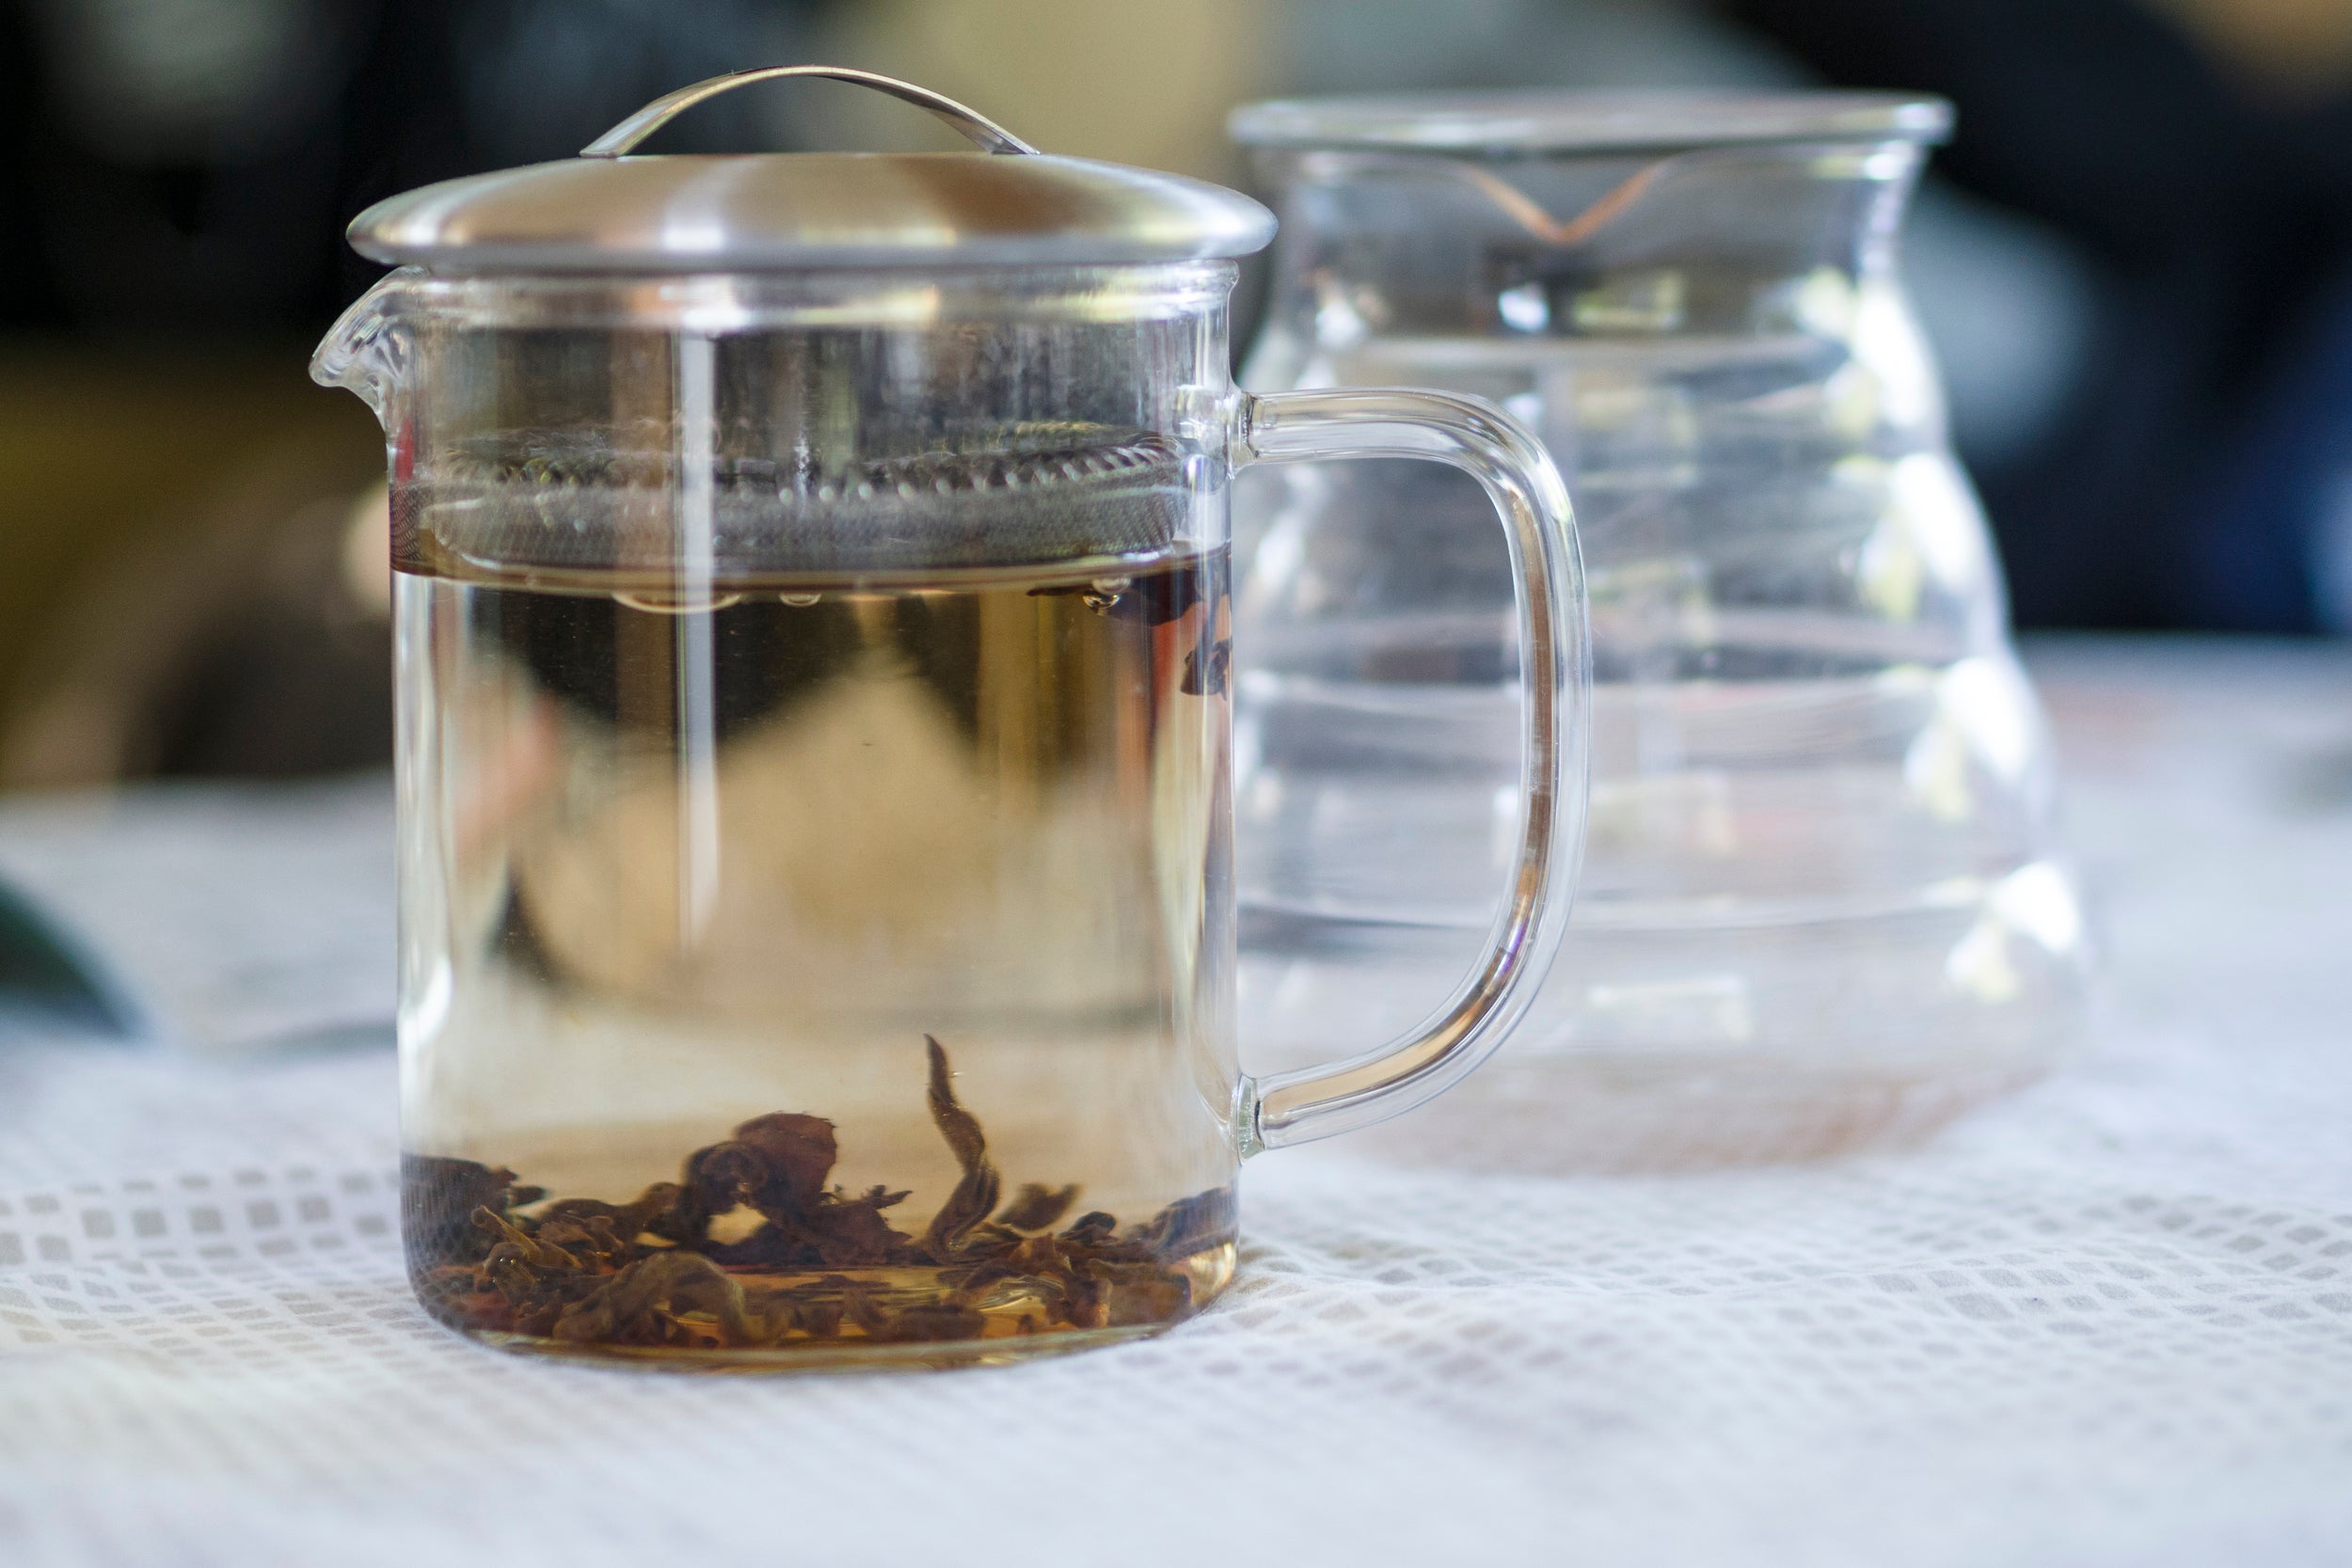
[395,545,1237,1367]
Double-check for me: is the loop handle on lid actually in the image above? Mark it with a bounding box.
[582,66,1040,158]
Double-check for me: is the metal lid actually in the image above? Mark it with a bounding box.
[348,67,1276,273]
[1229,90,1952,154]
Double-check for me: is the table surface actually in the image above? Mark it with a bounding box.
[1,635,2348,1568]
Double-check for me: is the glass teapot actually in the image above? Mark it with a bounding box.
[312,68,1589,1368]
[1229,92,2089,1170]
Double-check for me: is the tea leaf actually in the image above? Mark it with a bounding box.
[403,1034,1233,1353]
[1180,636,1232,697]
[994,1182,1080,1233]
[726,1114,841,1210]
[920,1035,1001,1260]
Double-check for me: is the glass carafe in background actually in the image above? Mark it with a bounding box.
[1230,93,2088,1170]
[313,69,1589,1368]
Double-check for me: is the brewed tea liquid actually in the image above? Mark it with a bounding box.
[394,546,1237,1365]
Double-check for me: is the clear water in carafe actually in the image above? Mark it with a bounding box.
[1235,334,2086,1170]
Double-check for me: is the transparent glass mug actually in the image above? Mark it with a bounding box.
[313,69,1590,1369]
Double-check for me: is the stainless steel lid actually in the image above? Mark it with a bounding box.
[348,67,1277,273]
[1229,90,1952,154]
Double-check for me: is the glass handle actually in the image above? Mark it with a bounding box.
[1232,388,1590,1153]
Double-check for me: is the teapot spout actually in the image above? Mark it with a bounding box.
[311,268,423,428]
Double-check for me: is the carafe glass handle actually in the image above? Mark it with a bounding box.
[1233,388,1590,1152]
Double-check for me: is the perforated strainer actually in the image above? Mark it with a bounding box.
[402,422,1189,577]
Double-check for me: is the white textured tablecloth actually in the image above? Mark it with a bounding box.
[2,637,2349,1568]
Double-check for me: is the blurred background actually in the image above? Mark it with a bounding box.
[6,0,2352,788]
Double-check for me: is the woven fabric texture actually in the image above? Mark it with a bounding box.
[1,640,2348,1568]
